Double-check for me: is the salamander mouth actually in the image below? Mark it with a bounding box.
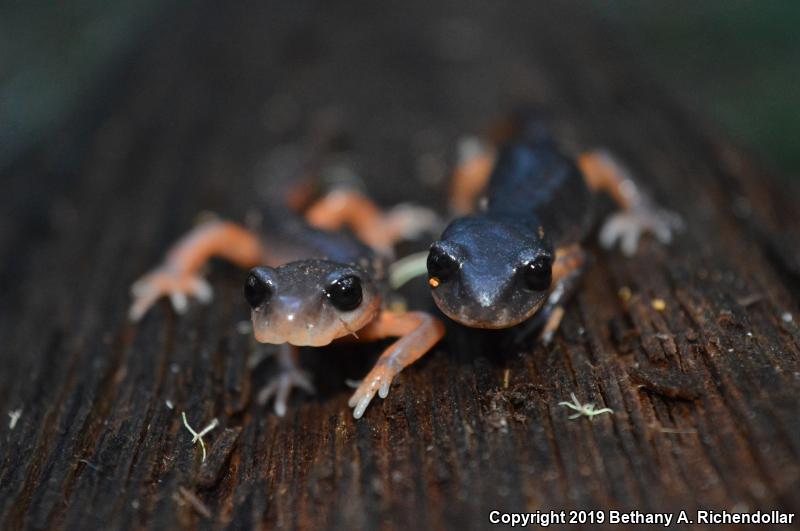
[252,319,340,346]
[251,308,345,347]
[433,295,546,329]
[250,295,380,347]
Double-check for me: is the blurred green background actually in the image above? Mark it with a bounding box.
[599,1,799,180]
[1,1,797,178]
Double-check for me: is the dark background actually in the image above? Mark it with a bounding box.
[2,1,798,178]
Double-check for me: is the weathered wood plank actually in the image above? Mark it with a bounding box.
[1,1,798,529]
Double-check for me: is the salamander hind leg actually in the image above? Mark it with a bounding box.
[578,149,684,256]
[514,244,589,345]
[449,136,495,215]
[304,189,440,254]
[257,344,315,417]
[347,311,444,419]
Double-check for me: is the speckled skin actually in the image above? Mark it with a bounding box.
[250,258,382,347]
[250,204,389,347]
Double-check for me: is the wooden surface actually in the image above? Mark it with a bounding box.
[1,1,799,529]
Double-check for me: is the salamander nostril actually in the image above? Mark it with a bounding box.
[427,244,459,285]
[244,267,275,309]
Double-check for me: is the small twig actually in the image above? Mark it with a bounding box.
[736,293,763,307]
[8,409,22,430]
[177,486,213,519]
[181,412,219,463]
[628,365,702,400]
[658,426,697,435]
[558,393,613,421]
[78,459,101,472]
[388,251,429,289]
[345,379,362,389]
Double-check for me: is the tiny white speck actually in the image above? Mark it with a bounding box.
[170,363,180,374]
[782,312,793,323]
[728,348,734,353]
[746,332,753,338]
[165,400,174,410]
[8,409,22,430]
[131,500,140,509]
[235,321,252,334]
[287,314,294,322]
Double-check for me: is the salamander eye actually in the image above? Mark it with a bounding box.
[244,267,275,309]
[325,274,363,312]
[522,255,552,291]
[427,245,459,286]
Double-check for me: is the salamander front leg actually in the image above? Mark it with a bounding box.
[257,343,315,417]
[578,150,684,256]
[514,244,589,345]
[129,220,267,321]
[347,311,445,419]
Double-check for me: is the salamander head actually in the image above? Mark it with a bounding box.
[245,259,380,347]
[426,216,553,329]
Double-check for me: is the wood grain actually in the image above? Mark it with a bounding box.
[1,1,798,529]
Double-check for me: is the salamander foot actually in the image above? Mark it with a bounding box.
[257,345,315,417]
[129,268,213,321]
[600,204,683,256]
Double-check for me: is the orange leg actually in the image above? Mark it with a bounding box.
[514,244,588,345]
[305,189,438,254]
[129,220,267,321]
[541,244,588,344]
[577,150,640,209]
[552,243,587,284]
[539,307,566,345]
[578,150,683,256]
[449,137,495,215]
[347,311,445,418]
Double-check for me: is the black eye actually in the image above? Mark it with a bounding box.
[427,245,459,285]
[244,268,275,309]
[522,255,552,291]
[325,274,363,311]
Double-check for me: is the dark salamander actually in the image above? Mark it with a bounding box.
[427,117,682,341]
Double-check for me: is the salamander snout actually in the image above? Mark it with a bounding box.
[246,260,380,347]
[426,217,553,329]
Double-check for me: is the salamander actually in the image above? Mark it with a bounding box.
[130,165,443,419]
[426,115,682,341]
